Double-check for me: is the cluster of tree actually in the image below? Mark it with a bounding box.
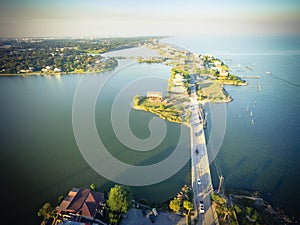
[211,192,295,225]
[169,185,194,225]
[37,195,64,225]
[0,37,161,74]
[136,57,165,63]
[107,185,133,224]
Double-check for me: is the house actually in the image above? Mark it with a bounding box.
[214,60,222,67]
[45,65,53,70]
[175,74,184,80]
[219,71,229,77]
[147,91,163,102]
[56,188,105,221]
[172,78,184,86]
[173,74,185,86]
[54,68,61,73]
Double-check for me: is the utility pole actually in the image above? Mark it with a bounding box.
[217,175,224,194]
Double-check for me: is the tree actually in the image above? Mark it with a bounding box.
[37,202,54,221]
[183,200,194,225]
[90,183,96,191]
[169,198,181,213]
[133,95,140,106]
[186,189,194,201]
[159,104,165,110]
[107,185,132,213]
[183,200,194,215]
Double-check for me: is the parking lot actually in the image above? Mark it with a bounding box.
[120,208,186,225]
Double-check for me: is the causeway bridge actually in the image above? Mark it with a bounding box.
[189,75,219,225]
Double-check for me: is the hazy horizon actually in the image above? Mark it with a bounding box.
[0,0,299,38]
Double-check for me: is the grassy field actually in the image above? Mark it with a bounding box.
[198,79,232,102]
[133,96,190,125]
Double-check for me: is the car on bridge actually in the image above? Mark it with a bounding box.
[199,201,205,214]
[197,178,201,185]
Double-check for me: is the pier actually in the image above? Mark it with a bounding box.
[240,75,260,79]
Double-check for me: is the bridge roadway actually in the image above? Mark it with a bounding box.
[189,75,219,225]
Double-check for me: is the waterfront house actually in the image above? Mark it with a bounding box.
[173,78,184,86]
[54,68,61,73]
[175,74,184,80]
[56,188,105,222]
[147,91,163,102]
[214,60,222,67]
[219,71,229,77]
[173,74,185,86]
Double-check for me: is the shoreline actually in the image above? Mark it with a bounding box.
[0,68,117,77]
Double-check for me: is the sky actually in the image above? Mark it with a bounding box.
[0,0,299,37]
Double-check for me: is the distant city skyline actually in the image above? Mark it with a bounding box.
[0,0,299,37]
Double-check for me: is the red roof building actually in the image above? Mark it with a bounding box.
[57,188,105,219]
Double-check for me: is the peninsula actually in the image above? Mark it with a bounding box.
[132,40,247,126]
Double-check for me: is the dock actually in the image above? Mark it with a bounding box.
[240,76,260,79]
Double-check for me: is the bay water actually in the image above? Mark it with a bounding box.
[0,35,299,223]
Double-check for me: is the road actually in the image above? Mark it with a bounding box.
[189,75,219,225]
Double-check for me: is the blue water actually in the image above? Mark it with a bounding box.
[0,35,299,224]
[165,35,300,219]
[0,63,190,224]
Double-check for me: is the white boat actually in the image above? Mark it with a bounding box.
[265,71,271,75]
[258,84,262,92]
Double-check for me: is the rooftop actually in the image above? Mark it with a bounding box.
[57,188,105,219]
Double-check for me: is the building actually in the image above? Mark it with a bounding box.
[219,71,229,77]
[214,60,222,67]
[175,74,184,80]
[147,91,163,102]
[54,68,62,73]
[56,188,105,221]
[172,73,185,86]
[172,79,184,86]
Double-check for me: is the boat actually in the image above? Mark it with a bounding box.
[251,119,254,125]
[246,65,254,71]
[265,71,272,75]
[258,84,262,92]
[250,111,253,117]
